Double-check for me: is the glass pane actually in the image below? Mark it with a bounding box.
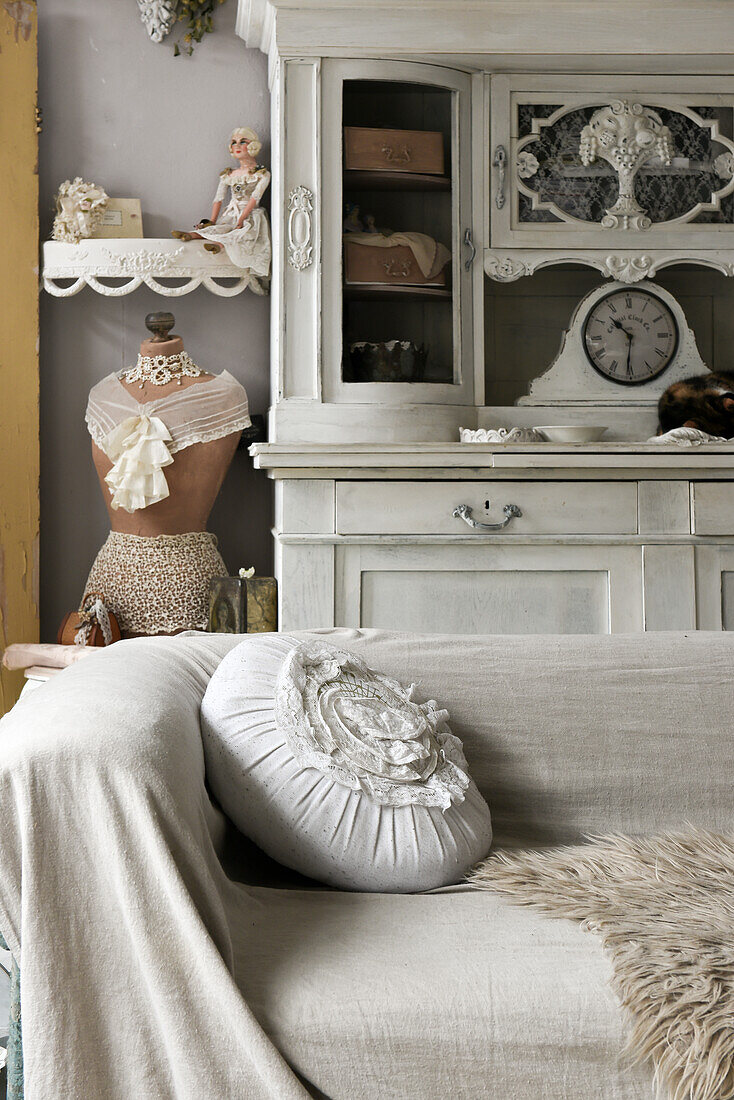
[516,101,734,228]
[342,80,455,384]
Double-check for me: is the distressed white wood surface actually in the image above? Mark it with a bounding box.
[272,470,730,633]
[280,60,321,402]
[691,482,734,535]
[238,1,734,66]
[642,545,696,630]
[694,545,734,629]
[252,443,734,476]
[268,399,470,446]
[275,479,334,533]
[334,542,643,634]
[276,541,335,630]
[638,481,690,534]
[336,480,638,535]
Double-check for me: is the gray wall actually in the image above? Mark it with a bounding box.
[38,0,272,638]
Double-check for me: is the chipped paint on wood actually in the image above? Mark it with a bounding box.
[0,0,38,712]
[3,1,33,42]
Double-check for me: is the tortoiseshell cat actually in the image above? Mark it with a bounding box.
[658,371,734,436]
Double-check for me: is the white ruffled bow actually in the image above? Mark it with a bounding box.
[102,414,174,513]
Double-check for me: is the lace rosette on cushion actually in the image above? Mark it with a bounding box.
[275,641,471,810]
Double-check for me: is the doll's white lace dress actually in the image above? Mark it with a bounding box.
[196,166,271,291]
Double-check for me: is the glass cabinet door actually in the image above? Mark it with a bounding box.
[489,76,734,250]
[322,59,475,405]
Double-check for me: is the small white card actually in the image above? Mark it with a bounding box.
[91,198,143,239]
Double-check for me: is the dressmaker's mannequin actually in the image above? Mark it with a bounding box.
[91,316,240,536]
[83,313,251,636]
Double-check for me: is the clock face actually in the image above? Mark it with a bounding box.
[582,288,679,385]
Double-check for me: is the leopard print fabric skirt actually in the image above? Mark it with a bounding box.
[83,531,226,635]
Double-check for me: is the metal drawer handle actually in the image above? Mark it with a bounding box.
[452,503,522,531]
[463,227,476,270]
[493,144,507,210]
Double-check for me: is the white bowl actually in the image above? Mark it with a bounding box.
[533,425,608,443]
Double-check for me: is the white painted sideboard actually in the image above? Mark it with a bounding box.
[252,443,734,634]
[239,1,734,635]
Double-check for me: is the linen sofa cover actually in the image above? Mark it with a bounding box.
[0,628,732,1099]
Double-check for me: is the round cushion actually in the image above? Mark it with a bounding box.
[200,634,492,892]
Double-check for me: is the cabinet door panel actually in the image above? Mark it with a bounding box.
[337,544,643,634]
[361,568,609,634]
[691,482,734,535]
[695,545,734,629]
[489,76,734,251]
[322,58,475,406]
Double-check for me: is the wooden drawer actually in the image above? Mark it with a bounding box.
[343,126,444,174]
[691,482,734,534]
[336,481,639,535]
[344,241,448,287]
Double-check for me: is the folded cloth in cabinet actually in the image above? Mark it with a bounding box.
[346,230,451,279]
[102,414,174,512]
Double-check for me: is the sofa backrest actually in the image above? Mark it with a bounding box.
[302,628,734,847]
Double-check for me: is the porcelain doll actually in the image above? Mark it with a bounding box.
[172,127,271,293]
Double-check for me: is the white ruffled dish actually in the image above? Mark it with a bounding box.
[459,426,546,443]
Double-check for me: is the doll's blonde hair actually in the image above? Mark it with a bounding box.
[229,127,262,157]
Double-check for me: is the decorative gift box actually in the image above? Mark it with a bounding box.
[344,126,444,175]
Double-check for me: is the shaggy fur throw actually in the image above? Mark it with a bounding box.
[469,828,734,1100]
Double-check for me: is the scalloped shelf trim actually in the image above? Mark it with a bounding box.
[484,248,734,284]
[42,238,252,297]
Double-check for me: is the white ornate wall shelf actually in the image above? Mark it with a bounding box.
[484,249,734,284]
[42,239,252,297]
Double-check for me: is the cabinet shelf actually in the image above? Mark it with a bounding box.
[344,169,451,192]
[344,283,452,301]
[42,239,252,298]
